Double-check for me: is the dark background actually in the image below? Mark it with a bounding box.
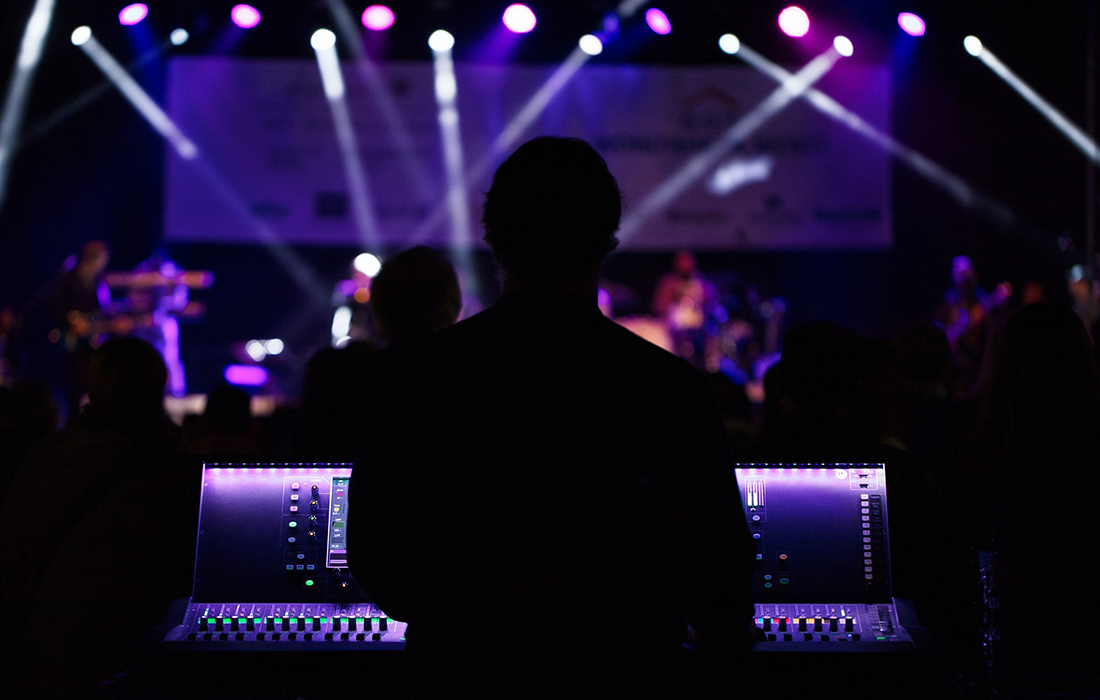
[1,0,1096,396]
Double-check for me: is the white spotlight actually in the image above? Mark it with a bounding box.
[578,34,603,56]
[428,30,454,53]
[963,35,982,57]
[311,28,337,51]
[170,28,190,46]
[833,36,853,57]
[264,338,285,355]
[245,339,267,362]
[719,33,741,55]
[353,252,382,277]
[71,26,92,46]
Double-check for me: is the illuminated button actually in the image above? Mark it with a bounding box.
[305,579,315,587]
[779,578,789,585]
[297,553,305,560]
[778,553,788,561]
[289,521,298,528]
[290,506,298,512]
[291,482,299,490]
[290,494,299,502]
[763,575,772,581]
[371,617,380,632]
[309,516,318,526]
[311,500,319,513]
[306,565,315,571]
[751,515,761,522]
[287,537,296,544]
[752,533,761,540]
[380,618,389,632]
[286,564,294,571]
[764,582,772,588]
[296,564,305,570]
[312,485,319,496]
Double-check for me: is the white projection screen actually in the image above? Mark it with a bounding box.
[163,57,891,250]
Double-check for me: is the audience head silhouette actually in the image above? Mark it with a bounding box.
[86,336,167,427]
[370,246,461,343]
[483,136,621,283]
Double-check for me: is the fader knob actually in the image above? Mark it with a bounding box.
[308,530,317,541]
[311,485,319,497]
[309,515,319,526]
[310,500,319,513]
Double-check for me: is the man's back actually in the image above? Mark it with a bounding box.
[350,290,750,688]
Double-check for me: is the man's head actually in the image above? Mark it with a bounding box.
[370,246,461,343]
[951,255,975,289]
[482,136,621,283]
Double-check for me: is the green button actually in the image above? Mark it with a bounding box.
[764,582,773,588]
[320,617,328,623]
[779,578,790,585]
[305,579,315,587]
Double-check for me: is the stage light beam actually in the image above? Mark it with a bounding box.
[73,29,198,160]
[0,0,55,215]
[967,40,1100,164]
[833,36,853,57]
[170,28,190,45]
[313,27,381,245]
[619,45,843,240]
[733,39,1017,225]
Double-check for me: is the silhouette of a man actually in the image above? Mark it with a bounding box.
[349,137,752,693]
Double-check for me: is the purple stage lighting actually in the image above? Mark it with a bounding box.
[502,4,536,34]
[230,4,261,29]
[119,3,148,26]
[361,5,395,31]
[645,8,672,35]
[897,12,926,37]
[224,364,268,387]
[777,6,810,38]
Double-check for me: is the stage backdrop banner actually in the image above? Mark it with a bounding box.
[164,57,891,250]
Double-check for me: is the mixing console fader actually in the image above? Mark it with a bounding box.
[161,462,406,651]
[736,464,913,652]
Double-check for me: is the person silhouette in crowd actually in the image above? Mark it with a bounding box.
[348,137,753,695]
[0,337,196,698]
[295,246,461,459]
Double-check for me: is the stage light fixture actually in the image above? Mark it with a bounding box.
[264,338,284,355]
[897,12,925,37]
[311,28,336,51]
[579,34,603,56]
[361,5,395,31]
[778,6,810,38]
[719,33,741,55]
[645,8,671,35]
[170,28,190,45]
[119,3,148,26]
[231,4,261,29]
[429,29,454,53]
[963,36,982,56]
[354,253,382,277]
[502,4,537,34]
[833,36,853,57]
[71,25,92,46]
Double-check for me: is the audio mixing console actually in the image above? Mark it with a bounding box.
[735,464,913,651]
[161,462,406,650]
